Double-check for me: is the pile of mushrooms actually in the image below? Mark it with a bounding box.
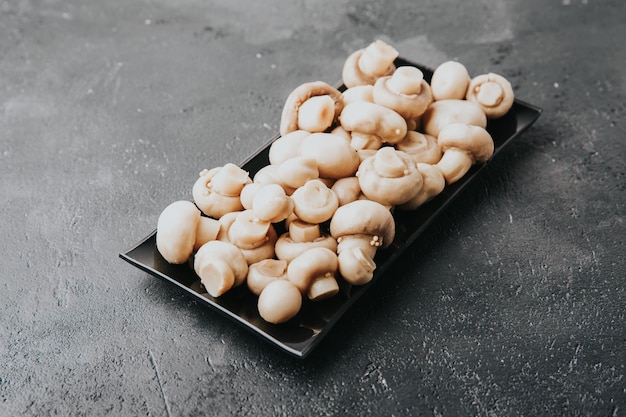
[154,40,515,324]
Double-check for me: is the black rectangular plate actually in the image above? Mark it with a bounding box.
[120,58,542,359]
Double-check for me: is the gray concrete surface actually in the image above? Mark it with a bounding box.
[1,0,624,416]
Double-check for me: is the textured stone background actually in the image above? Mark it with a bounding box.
[1,0,624,416]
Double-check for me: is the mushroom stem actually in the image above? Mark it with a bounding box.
[307,273,339,301]
[436,148,474,184]
[474,80,504,107]
[373,146,408,178]
[337,247,377,286]
[289,220,321,243]
[297,95,336,132]
[228,210,271,249]
[358,40,399,78]
[196,260,235,298]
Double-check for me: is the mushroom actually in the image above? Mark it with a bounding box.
[290,179,339,224]
[421,99,487,138]
[194,240,248,297]
[268,130,311,165]
[247,258,288,296]
[329,200,395,285]
[257,280,302,324]
[279,81,344,136]
[156,200,214,264]
[192,163,251,219]
[465,72,515,119]
[252,164,296,195]
[356,147,423,206]
[373,66,433,119]
[341,85,375,105]
[339,101,407,150]
[274,219,337,262]
[435,123,495,184]
[397,163,446,210]
[342,40,399,88]
[276,156,320,189]
[217,210,278,265]
[430,61,471,101]
[287,247,339,300]
[298,132,361,179]
[250,183,294,223]
[330,176,362,206]
[395,131,442,165]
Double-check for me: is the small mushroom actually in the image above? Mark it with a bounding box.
[194,240,248,297]
[330,176,362,206]
[421,99,487,138]
[341,85,375,105]
[342,40,399,88]
[373,66,433,119]
[298,132,361,179]
[395,131,442,165]
[356,147,423,206]
[276,156,320,189]
[279,81,344,136]
[193,216,221,251]
[290,179,339,224]
[397,163,446,210]
[250,183,294,223]
[339,101,407,150]
[430,61,471,101]
[435,123,494,184]
[465,72,515,119]
[257,280,302,324]
[287,247,339,301]
[156,200,206,264]
[274,219,337,262]
[217,210,278,265]
[335,234,379,286]
[192,164,251,219]
[252,164,296,195]
[268,130,311,165]
[247,259,288,296]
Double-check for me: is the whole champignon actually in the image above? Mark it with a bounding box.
[276,156,319,190]
[430,61,471,101]
[330,176,362,206]
[274,219,337,262]
[397,163,446,210]
[268,130,311,165]
[357,147,423,206]
[194,240,248,297]
[290,179,339,224]
[465,72,515,119]
[156,200,203,264]
[257,280,302,324]
[279,81,344,136]
[342,85,375,105]
[252,164,296,195]
[287,247,339,300]
[339,101,407,150]
[192,163,251,219]
[329,200,395,285]
[395,131,442,165]
[298,132,360,179]
[217,210,278,265]
[435,123,495,184]
[247,259,288,296]
[373,66,433,119]
[342,40,399,88]
[250,183,294,223]
[421,99,487,138]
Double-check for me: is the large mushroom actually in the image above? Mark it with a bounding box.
[435,123,495,184]
[257,280,302,324]
[342,40,399,88]
[356,147,423,207]
[298,132,360,179]
[156,200,219,264]
[372,66,433,119]
[465,72,515,119]
[421,99,487,138]
[329,200,395,285]
[268,130,311,165]
[279,81,344,135]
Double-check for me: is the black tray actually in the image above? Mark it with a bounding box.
[120,58,542,359]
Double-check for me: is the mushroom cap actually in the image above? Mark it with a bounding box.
[342,85,375,105]
[342,41,398,88]
[194,240,249,295]
[466,72,515,118]
[421,99,487,138]
[192,166,248,218]
[329,200,395,249]
[330,176,362,206]
[251,183,294,223]
[156,200,201,264]
[339,101,407,146]
[247,258,288,296]
[290,179,339,224]
[430,61,471,101]
[395,131,442,165]
[268,130,311,165]
[397,163,446,210]
[298,132,360,179]
[437,123,494,163]
[372,67,433,119]
[257,280,302,324]
[279,81,344,136]
[357,147,423,206]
